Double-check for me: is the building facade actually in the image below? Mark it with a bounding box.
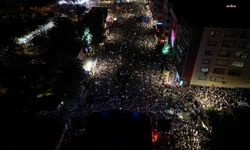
[174,19,192,84]
[149,0,174,43]
[190,28,250,88]
[149,0,169,24]
[149,0,192,85]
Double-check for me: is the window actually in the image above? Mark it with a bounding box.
[235,51,248,59]
[209,30,219,37]
[210,76,224,82]
[218,50,232,57]
[222,40,236,48]
[224,30,240,38]
[207,40,218,46]
[213,68,226,74]
[215,59,229,66]
[202,58,211,64]
[204,50,214,56]
[240,31,250,39]
[198,75,207,80]
[237,42,250,49]
[231,61,245,68]
[200,67,209,74]
[228,69,241,76]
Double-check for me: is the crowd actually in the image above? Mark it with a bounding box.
[67,1,249,149]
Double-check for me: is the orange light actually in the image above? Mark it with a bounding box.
[159,39,165,44]
[152,130,159,143]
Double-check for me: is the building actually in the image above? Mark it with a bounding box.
[149,0,177,44]
[149,0,169,24]
[189,28,250,88]
[149,0,193,85]
[172,0,250,88]
[173,18,192,84]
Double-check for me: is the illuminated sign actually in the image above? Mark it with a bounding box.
[171,29,175,47]
[162,43,170,55]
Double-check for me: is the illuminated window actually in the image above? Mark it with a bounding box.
[200,67,209,74]
[209,30,219,37]
[224,30,240,38]
[204,50,214,56]
[215,59,229,66]
[235,51,248,59]
[222,40,236,48]
[231,61,245,68]
[213,68,226,74]
[210,76,223,82]
[207,40,217,46]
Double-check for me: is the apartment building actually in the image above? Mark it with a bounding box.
[190,28,250,88]
[171,0,250,88]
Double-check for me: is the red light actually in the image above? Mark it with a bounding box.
[159,39,165,44]
[152,130,159,143]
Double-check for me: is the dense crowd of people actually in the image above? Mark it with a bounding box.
[67,1,249,149]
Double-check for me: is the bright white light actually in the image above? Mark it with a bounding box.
[57,0,97,9]
[179,80,184,86]
[58,0,67,5]
[58,0,90,5]
[44,21,55,29]
[17,37,29,45]
[156,22,163,25]
[83,58,97,72]
[201,122,209,131]
[177,113,183,119]
[17,21,55,45]
[83,60,94,71]
[226,4,237,8]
